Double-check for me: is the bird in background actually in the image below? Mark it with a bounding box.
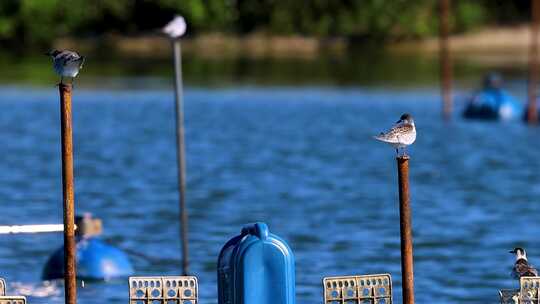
[163,15,187,39]
[373,113,416,156]
[46,50,85,84]
[510,247,539,279]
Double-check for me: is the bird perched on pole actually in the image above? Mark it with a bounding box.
[374,113,417,156]
[46,50,85,84]
[510,247,539,279]
[163,16,187,39]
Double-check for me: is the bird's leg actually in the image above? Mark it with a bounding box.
[60,76,64,85]
[395,148,399,156]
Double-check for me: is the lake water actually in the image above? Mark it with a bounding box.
[0,51,539,304]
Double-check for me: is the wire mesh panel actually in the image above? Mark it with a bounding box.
[324,274,392,304]
[499,289,519,304]
[520,277,540,303]
[0,296,26,304]
[0,278,5,296]
[129,276,198,304]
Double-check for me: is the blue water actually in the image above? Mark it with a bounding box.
[0,86,539,303]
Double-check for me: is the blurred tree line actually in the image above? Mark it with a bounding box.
[0,0,533,48]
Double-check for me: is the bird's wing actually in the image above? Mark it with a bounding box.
[374,123,414,142]
[62,51,82,62]
[529,264,539,276]
[513,262,538,277]
[60,52,84,70]
[55,51,77,65]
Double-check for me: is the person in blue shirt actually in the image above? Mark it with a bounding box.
[463,73,523,120]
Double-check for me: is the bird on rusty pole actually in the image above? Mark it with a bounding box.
[374,113,417,156]
[47,50,85,84]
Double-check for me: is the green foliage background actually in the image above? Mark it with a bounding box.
[0,0,532,47]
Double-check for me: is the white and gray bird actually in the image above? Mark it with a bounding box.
[163,16,187,39]
[510,247,539,279]
[374,113,416,156]
[46,50,85,84]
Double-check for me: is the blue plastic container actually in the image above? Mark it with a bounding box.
[218,223,295,304]
[42,237,134,281]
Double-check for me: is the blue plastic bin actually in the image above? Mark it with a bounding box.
[218,222,295,304]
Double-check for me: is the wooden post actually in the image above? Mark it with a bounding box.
[397,156,415,304]
[173,40,190,275]
[528,0,540,124]
[439,0,452,120]
[59,83,77,304]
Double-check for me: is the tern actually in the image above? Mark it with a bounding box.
[510,247,538,279]
[47,49,85,84]
[374,113,416,156]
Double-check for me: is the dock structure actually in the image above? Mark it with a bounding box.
[0,277,27,304]
[59,83,77,304]
[500,276,540,303]
[324,274,392,304]
[128,276,198,304]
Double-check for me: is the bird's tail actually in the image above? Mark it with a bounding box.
[373,133,391,142]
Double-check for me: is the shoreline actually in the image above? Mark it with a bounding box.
[391,25,533,66]
[53,33,347,60]
[51,25,535,64]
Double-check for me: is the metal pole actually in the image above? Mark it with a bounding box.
[397,156,414,304]
[173,39,189,275]
[528,0,540,124]
[59,83,77,304]
[439,0,452,120]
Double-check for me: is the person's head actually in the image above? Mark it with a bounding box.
[483,73,503,89]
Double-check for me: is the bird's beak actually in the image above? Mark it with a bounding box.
[44,52,51,56]
[509,250,515,253]
[396,119,402,123]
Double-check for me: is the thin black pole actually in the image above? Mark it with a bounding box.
[173,39,189,275]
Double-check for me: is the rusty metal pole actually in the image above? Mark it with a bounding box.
[439,0,452,120]
[528,0,540,124]
[397,155,414,304]
[173,39,190,275]
[59,83,77,304]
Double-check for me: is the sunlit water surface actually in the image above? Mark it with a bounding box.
[0,86,538,304]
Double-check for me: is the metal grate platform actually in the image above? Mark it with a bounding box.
[0,296,26,304]
[0,278,5,296]
[520,277,540,303]
[129,276,198,304]
[499,288,519,304]
[323,274,392,304]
